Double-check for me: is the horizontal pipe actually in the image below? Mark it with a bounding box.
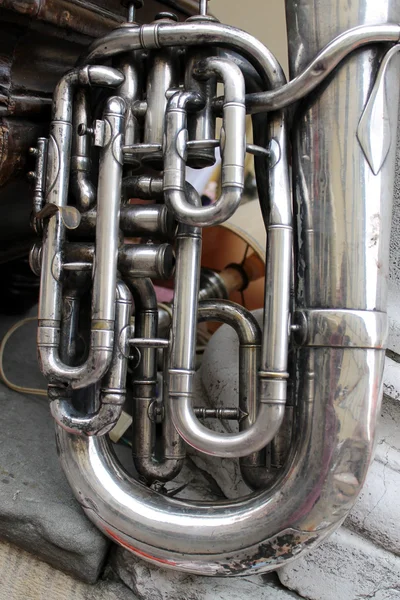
[73,203,176,240]
[119,244,175,279]
[83,22,286,89]
[83,22,400,111]
[194,408,243,421]
[48,242,174,280]
[121,176,164,202]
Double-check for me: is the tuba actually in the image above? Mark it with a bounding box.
[29,0,400,576]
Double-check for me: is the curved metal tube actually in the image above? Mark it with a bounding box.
[245,24,400,113]
[38,91,125,389]
[45,6,400,577]
[173,300,282,459]
[171,322,284,457]
[83,22,286,88]
[198,301,261,344]
[51,281,132,436]
[56,343,384,574]
[83,22,400,112]
[164,58,246,227]
[171,401,284,459]
[71,89,96,211]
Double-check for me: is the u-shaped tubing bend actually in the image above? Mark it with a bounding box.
[55,343,384,575]
[50,281,132,436]
[164,58,246,227]
[171,399,284,459]
[170,300,284,459]
[38,90,125,390]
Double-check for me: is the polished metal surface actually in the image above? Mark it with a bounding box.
[119,243,175,279]
[294,309,389,349]
[56,344,385,573]
[357,44,400,175]
[51,281,132,435]
[37,68,124,389]
[77,204,176,241]
[143,45,179,169]
[32,0,400,577]
[164,59,245,227]
[246,24,400,113]
[71,89,96,211]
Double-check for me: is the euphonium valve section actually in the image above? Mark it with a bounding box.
[29,0,400,577]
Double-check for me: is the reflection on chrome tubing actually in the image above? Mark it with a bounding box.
[30,0,399,577]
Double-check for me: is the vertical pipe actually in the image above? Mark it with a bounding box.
[93,96,125,323]
[38,72,76,326]
[185,49,217,169]
[71,89,96,211]
[116,53,142,171]
[129,277,184,482]
[143,49,179,169]
[37,68,125,389]
[199,0,207,16]
[286,0,400,312]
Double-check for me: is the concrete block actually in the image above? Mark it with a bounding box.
[278,528,400,600]
[384,356,400,402]
[344,392,400,555]
[112,547,300,600]
[0,316,110,583]
[0,539,138,600]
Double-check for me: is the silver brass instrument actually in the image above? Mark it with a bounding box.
[29,0,400,576]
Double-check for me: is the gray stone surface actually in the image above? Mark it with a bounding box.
[344,392,400,556]
[0,313,110,584]
[279,529,400,600]
[112,548,300,600]
[0,539,138,600]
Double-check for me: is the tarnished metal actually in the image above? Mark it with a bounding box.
[30,0,400,578]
